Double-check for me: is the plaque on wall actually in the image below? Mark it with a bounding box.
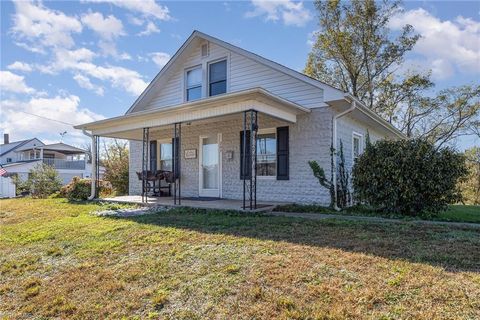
[184,149,197,159]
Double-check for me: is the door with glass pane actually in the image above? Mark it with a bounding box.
[199,134,221,197]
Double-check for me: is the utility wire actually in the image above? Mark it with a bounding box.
[18,111,76,126]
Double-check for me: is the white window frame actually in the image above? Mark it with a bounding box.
[157,139,173,171]
[256,128,277,179]
[184,65,203,102]
[207,58,228,97]
[352,132,363,160]
[182,53,230,103]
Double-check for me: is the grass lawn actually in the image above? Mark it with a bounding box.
[1,198,479,319]
[275,204,480,223]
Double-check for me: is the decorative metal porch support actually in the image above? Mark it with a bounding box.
[242,110,258,210]
[141,127,149,203]
[173,123,182,205]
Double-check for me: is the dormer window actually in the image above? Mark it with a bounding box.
[186,66,202,101]
[208,60,227,97]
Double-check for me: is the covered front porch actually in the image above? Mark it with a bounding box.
[75,88,310,210]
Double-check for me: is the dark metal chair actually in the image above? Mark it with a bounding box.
[157,170,174,196]
[136,170,159,197]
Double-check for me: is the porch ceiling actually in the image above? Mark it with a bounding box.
[74,88,310,139]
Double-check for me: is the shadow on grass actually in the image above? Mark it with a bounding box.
[104,207,479,273]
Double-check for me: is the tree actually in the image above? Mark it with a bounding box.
[24,163,63,198]
[306,0,480,147]
[305,0,419,109]
[101,139,129,195]
[460,147,480,205]
[378,76,480,147]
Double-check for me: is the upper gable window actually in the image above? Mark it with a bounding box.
[208,60,227,97]
[186,67,202,101]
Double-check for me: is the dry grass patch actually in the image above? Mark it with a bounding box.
[0,198,479,319]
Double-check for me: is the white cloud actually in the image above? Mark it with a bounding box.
[246,0,312,27]
[149,52,170,68]
[81,11,128,58]
[389,8,480,80]
[0,71,36,94]
[11,1,82,51]
[73,74,105,96]
[81,11,125,40]
[76,64,148,95]
[0,94,104,145]
[138,21,160,36]
[7,61,33,72]
[83,0,171,21]
[127,15,144,26]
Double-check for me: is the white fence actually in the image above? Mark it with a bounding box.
[0,176,16,198]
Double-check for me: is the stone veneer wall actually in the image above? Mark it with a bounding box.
[129,107,333,205]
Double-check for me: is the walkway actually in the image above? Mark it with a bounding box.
[267,211,480,229]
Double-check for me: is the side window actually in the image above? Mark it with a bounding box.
[208,60,227,97]
[6,158,12,163]
[353,133,363,160]
[256,130,276,177]
[186,67,202,101]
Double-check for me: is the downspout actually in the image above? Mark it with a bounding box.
[81,129,96,200]
[332,100,356,211]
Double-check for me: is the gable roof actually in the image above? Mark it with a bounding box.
[125,30,345,114]
[0,139,36,157]
[16,142,86,154]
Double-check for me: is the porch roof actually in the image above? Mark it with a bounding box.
[74,88,310,139]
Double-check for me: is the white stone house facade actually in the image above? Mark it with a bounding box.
[76,31,404,206]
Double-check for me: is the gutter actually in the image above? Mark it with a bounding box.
[332,100,356,211]
[81,129,96,200]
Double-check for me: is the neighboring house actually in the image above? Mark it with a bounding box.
[0,134,97,190]
[75,31,404,207]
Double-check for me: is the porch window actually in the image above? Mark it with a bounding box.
[159,143,173,171]
[186,67,202,101]
[256,129,276,177]
[353,132,363,160]
[208,60,226,97]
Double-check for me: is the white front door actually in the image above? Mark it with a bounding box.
[199,134,221,197]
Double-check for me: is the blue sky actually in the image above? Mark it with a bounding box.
[0,0,479,149]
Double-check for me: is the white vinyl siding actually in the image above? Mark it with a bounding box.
[142,42,325,111]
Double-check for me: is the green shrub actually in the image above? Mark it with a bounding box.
[352,139,468,215]
[24,163,62,199]
[60,177,112,200]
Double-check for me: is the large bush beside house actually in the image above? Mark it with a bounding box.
[60,177,113,200]
[24,163,62,198]
[352,139,468,215]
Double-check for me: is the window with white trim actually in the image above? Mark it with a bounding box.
[208,60,227,97]
[159,142,173,171]
[256,129,276,177]
[186,66,202,101]
[352,133,363,160]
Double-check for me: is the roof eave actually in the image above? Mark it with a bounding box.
[75,88,310,132]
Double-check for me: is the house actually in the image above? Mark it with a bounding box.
[75,31,404,208]
[0,134,97,193]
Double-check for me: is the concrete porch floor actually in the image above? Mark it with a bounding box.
[100,195,285,212]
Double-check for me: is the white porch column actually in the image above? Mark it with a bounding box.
[89,134,97,200]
